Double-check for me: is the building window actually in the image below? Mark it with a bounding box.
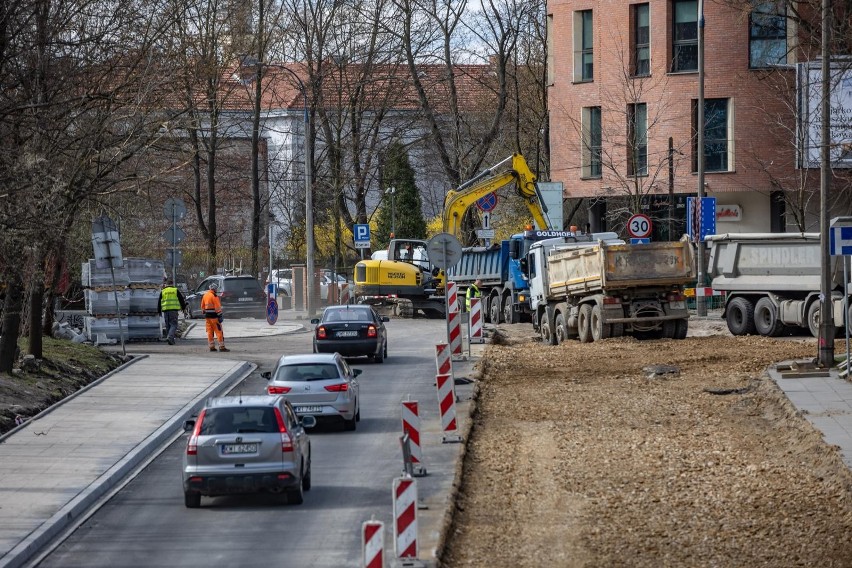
[692,98,731,172]
[633,4,650,76]
[672,0,698,72]
[750,1,786,68]
[628,103,648,176]
[582,106,602,178]
[574,10,593,82]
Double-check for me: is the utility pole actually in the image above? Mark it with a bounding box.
[696,0,707,316]
[818,0,835,366]
[668,137,674,240]
[386,187,396,237]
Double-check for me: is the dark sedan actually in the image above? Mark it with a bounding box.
[311,305,389,363]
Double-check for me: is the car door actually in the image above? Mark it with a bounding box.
[189,278,212,317]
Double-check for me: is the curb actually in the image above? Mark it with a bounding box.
[0,360,255,568]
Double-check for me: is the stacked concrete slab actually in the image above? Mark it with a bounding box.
[83,258,165,342]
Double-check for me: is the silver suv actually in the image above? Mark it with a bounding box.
[181,395,316,508]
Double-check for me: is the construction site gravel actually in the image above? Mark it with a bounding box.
[440,316,852,567]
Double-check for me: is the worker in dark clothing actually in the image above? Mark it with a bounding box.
[158,279,188,345]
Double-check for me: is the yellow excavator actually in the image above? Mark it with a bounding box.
[353,153,552,317]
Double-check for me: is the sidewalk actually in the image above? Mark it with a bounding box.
[0,355,255,568]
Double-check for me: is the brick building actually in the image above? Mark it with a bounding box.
[547,0,840,238]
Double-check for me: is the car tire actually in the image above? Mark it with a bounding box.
[343,412,357,431]
[302,458,312,491]
[287,477,304,505]
[184,490,201,509]
[373,346,384,364]
[356,404,361,422]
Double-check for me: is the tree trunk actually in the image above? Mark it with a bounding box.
[0,279,24,373]
[29,280,43,359]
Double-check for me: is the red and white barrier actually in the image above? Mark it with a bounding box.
[401,400,426,476]
[361,518,384,568]
[393,477,418,560]
[448,309,463,356]
[340,283,351,305]
[469,297,483,343]
[694,287,724,297]
[435,343,452,378]
[446,281,459,313]
[436,373,462,443]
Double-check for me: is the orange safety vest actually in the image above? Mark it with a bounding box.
[200,290,222,318]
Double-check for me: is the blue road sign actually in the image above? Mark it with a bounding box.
[267,299,279,325]
[354,224,370,243]
[830,226,852,256]
[630,238,651,244]
[686,197,716,242]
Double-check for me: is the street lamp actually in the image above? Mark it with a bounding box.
[386,186,396,237]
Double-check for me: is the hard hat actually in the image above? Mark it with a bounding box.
[209,282,219,291]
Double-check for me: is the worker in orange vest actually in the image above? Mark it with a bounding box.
[200,282,229,352]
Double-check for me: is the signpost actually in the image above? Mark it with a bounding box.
[163,198,187,283]
[830,216,852,372]
[354,224,370,258]
[91,215,126,355]
[427,233,463,350]
[627,213,652,240]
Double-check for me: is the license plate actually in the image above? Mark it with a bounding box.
[670,301,685,310]
[222,443,257,454]
[295,406,323,414]
[238,297,253,302]
[336,330,358,337]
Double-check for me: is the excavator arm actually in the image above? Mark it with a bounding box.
[441,153,553,236]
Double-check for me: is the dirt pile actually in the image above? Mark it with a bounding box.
[441,324,852,567]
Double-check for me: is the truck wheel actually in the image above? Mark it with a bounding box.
[591,305,610,341]
[503,294,519,324]
[662,320,677,339]
[726,297,756,336]
[611,323,625,337]
[807,301,821,338]
[540,312,557,345]
[489,294,503,324]
[555,313,568,344]
[674,319,688,339]
[577,304,593,343]
[754,297,784,337]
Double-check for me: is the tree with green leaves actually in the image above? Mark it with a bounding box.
[375,144,427,250]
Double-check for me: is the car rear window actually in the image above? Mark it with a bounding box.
[323,308,372,322]
[200,407,278,435]
[275,364,340,382]
[223,279,262,294]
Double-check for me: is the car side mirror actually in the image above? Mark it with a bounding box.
[261,371,272,380]
[380,316,390,322]
[310,318,320,324]
[183,419,195,432]
[301,415,317,429]
[352,368,363,377]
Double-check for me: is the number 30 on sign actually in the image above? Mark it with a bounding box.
[627,214,652,239]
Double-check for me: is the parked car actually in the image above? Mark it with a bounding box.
[186,275,267,319]
[262,352,361,431]
[311,305,389,362]
[181,395,315,508]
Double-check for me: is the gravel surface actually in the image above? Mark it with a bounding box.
[440,317,852,567]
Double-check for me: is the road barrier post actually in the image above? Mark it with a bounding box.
[469,297,483,344]
[435,343,453,380]
[362,517,385,568]
[448,310,463,358]
[401,400,426,476]
[393,476,421,564]
[340,283,351,305]
[436,374,462,443]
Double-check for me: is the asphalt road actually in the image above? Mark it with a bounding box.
[37,317,450,568]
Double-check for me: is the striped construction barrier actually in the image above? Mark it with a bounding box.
[436,373,462,443]
[340,283,351,304]
[685,287,725,297]
[446,281,459,313]
[393,477,418,559]
[362,518,384,568]
[401,400,426,476]
[469,297,483,343]
[448,309,463,356]
[435,343,452,378]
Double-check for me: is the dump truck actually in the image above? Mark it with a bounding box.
[528,234,695,343]
[447,229,578,324]
[707,232,848,337]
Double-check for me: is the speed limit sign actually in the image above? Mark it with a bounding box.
[627,214,652,239]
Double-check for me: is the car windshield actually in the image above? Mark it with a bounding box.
[323,308,372,322]
[200,407,278,435]
[276,363,340,382]
[224,279,262,294]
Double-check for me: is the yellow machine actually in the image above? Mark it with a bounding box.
[353,154,552,317]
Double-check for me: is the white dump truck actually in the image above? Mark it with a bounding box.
[528,234,695,344]
[707,232,848,337]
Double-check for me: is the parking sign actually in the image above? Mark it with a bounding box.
[354,224,370,249]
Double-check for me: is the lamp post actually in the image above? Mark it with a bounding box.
[386,186,396,237]
[695,0,707,316]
